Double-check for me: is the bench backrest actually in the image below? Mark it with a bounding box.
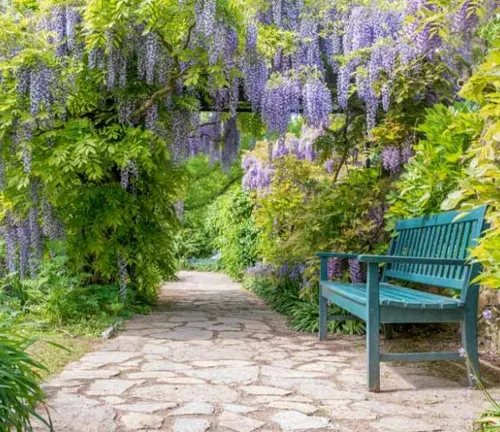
[383,206,487,298]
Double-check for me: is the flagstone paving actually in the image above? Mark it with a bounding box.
[38,271,496,431]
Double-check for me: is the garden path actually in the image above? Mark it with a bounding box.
[38,271,494,432]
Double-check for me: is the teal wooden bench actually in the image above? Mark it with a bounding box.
[317,206,487,392]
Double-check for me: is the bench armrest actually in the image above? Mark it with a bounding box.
[358,255,468,266]
[316,252,359,259]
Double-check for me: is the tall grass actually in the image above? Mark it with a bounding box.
[0,332,51,431]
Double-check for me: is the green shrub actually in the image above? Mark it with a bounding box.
[208,187,259,280]
[0,331,51,431]
[0,256,151,334]
[244,273,364,335]
[387,103,483,229]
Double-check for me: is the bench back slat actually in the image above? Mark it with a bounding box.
[382,206,487,295]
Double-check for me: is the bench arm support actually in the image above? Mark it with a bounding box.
[358,255,468,266]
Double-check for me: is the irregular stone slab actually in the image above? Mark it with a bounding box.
[219,411,266,432]
[250,395,284,404]
[166,345,252,362]
[100,396,126,405]
[269,401,317,414]
[223,404,259,414]
[130,384,239,403]
[43,405,117,432]
[42,378,82,388]
[142,360,192,371]
[297,362,342,373]
[272,411,331,431]
[158,377,206,384]
[183,366,259,384]
[87,379,143,396]
[293,381,366,401]
[241,385,292,396]
[372,416,442,431]
[142,344,172,355]
[261,366,327,379]
[80,351,141,366]
[191,360,254,368]
[169,402,214,416]
[121,412,163,430]
[34,394,114,431]
[59,369,120,380]
[50,393,101,408]
[115,402,177,413]
[150,328,213,340]
[173,418,211,432]
[124,371,178,379]
[328,402,377,421]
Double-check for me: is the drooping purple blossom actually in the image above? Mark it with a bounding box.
[202,0,216,37]
[272,0,282,27]
[145,32,158,85]
[297,17,322,70]
[262,77,299,135]
[242,154,273,190]
[30,66,52,116]
[338,62,354,109]
[382,146,402,173]
[52,5,68,57]
[4,211,17,273]
[220,115,240,172]
[175,201,184,218]
[66,5,81,51]
[401,141,415,164]
[324,159,334,174]
[243,56,268,111]
[16,218,30,279]
[327,258,344,280]
[348,258,365,283]
[16,67,30,96]
[145,104,158,132]
[302,77,332,128]
[117,254,128,301]
[246,22,258,52]
[88,48,105,70]
[271,138,289,159]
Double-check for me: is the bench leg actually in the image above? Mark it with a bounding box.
[367,262,380,392]
[367,317,380,392]
[461,308,480,386]
[319,291,328,341]
[384,324,393,340]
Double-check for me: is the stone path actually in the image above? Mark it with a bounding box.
[39,271,495,432]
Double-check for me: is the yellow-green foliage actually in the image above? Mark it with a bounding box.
[253,153,389,292]
[442,45,500,289]
[387,103,483,230]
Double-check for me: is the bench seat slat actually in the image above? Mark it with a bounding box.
[321,281,464,310]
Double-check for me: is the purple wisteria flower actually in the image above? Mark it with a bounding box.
[302,77,332,128]
[483,309,493,320]
[324,159,334,174]
[242,154,273,190]
[272,139,289,159]
[327,258,344,280]
[348,258,366,283]
[246,263,274,278]
[382,146,402,174]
